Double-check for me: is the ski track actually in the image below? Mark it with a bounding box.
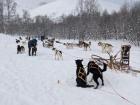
[0,34,140,105]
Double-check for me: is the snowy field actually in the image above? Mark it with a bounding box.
[0,34,140,105]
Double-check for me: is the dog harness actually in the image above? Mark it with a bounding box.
[78,67,87,83]
[89,62,102,74]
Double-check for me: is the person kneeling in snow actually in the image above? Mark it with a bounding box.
[75,59,94,88]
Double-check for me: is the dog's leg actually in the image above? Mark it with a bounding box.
[29,47,31,56]
[85,46,87,51]
[54,51,56,60]
[57,53,59,60]
[102,46,104,53]
[105,48,107,53]
[109,47,113,53]
[35,48,37,56]
[56,52,59,60]
[102,48,104,53]
[100,75,104,86]
[105,45,109,53]
[17,48,19,54]
[57,55,59,60]
[55,54,56,60]
[103,45,107,53]
[59,53,61,60]
[23,48,25,53]
[34,50,36,56]
[32,48,34,56]
[89,46,91,51]
[84,46,86,51]
[93,76,99,89]
[56,54,58,60]
[59,54,61,60]
[103,46,106,53]
[59,55,61,60]
[61,55,63,60]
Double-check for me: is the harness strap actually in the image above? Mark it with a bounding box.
[89,63,102,74]
[78,67,87,82]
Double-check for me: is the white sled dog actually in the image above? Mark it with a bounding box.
[52,48,63,60]
[98,42,113,53]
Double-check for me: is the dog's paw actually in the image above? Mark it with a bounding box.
[94,86,98,89]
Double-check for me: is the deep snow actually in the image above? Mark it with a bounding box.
[0,34,140,105]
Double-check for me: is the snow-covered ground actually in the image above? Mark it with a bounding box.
[0,34,140,105]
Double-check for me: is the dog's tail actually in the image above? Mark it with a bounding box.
[102,63,107,72]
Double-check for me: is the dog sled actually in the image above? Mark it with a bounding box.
[91,54,140,75]
[91,45,136,72]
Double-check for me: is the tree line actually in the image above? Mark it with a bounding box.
[0,0,140,46]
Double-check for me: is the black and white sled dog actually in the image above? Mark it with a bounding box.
[52,48,63,60]
[16,39,20,44]
[17,45,25,54]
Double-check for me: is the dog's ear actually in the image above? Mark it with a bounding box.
[75,59,78,61]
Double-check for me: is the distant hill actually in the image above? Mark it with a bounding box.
[16,0,132,18]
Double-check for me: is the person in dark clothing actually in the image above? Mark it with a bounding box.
[75,59,94,88]
[87,61,107,89]
[41,36,45,41]
[32,45,37,56]
[28,39,37,56]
